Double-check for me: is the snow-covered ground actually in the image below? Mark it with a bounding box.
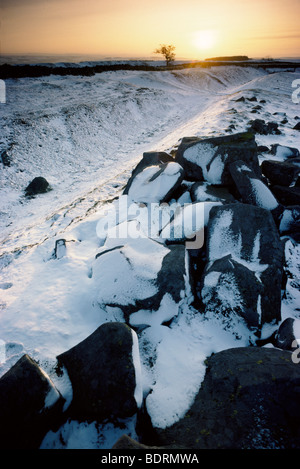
[0,65,299,448]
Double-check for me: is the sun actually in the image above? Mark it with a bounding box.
[191,29,218,51]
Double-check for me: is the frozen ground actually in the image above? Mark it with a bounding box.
[0,65,299,448]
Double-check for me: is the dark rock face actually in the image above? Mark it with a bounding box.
[0,150,11,167]
[261,158,300,187]
[153,347,300,449]
[56,322,140,422]
[154,244,187,305]
[25,176,50,197]
[271,185,300,206]
[203,203,283,326]
[293,122,300,130]
[0,354,65,449]
[257,145,270,153]
[175,132,260,184]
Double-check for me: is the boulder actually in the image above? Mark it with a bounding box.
[261,158,300,187]
[123,151,174,195]
[175,132,260,184]
[123,151,184,204]
[229,160,279,210]
[200,254,263,329]
[0,354,65,449]
[257,145,270,154]
[279,206,300,241]
[293,122,300,130]
[272,317,300,351]
[152,347,300,449]
[25,176,50,197]
[56,322,142,421]
[248,119,280,135]
[204,204,283,325]
[271,185,300,206]
[54,239,67,259]
[0,149,11,167]
[93,236,189,319]
[269,144,300,159]
[124,161,184,205]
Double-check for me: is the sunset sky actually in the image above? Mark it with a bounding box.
[1,0,299,60]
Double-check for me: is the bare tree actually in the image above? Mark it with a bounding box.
[154,44,176,67]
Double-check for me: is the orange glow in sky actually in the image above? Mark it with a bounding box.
[1,0,300,59]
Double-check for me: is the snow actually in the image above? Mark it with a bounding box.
[44,386,61,410]
[92,234,168,308]
[184,143,225,184]
[202,271,245,312]
[249,178,279,210]
[126,162,183,204]
[271,145,299,159]
[0,64,300,448]
[131,329,143,409]
[208,208,269,277]
[293,320,300,343]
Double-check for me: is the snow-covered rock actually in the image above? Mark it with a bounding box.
[175,132,260,184]
[279,206,300,242]
[203,203,283,326]
[229,160,279,210]
[123,152,184,204]
[269,144,299,159]
[201,254,262,328]
[125,161,184,204]
[272,317,300,351]
[92,234,190,318]
[123,151,174,194]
